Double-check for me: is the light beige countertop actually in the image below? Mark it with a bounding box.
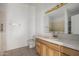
[36,35,79,51]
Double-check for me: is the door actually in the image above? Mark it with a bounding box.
[0,24,2,51]
[36,41,41,55]
[0,22,4,55]
[0,4,6,55]
[46,47,60,56]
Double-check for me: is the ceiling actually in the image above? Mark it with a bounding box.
[27,3,58,6]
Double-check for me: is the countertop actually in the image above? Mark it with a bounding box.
[36,35,79,51]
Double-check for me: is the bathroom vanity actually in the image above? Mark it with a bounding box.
[35,36,79,56]
[35,4,79,56]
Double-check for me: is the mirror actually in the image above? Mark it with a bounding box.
[46,3,79,34]
[46,5,65,34]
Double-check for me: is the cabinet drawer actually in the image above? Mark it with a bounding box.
[60,46,79,56]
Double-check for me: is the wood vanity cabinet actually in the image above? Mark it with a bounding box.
[35,38,79,56]
[35,38,63,56]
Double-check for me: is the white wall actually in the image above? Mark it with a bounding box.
[28,5,36,39]
[64,9,69,34]
[35,4,60,35]
[5,4,36,50]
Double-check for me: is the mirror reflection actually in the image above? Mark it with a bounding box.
[47,3,79,34]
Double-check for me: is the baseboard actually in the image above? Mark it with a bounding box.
[5,45,28,51]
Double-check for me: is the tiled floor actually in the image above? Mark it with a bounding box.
[3,46,38,56]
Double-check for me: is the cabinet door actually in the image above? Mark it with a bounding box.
[60,53,68,56]
[40,43,47,56]
[47,47,60,56]
[36,42,41,55]
[54,50,60,56]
